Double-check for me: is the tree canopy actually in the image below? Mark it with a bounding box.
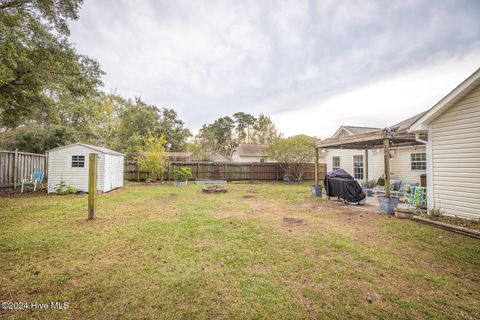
[264,135,316,180]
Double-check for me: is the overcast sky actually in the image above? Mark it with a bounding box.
[69,0,480,138]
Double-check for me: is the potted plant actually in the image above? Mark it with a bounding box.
[377,176,399,215]
[311,184,322,197]
[173,167,192,186]
[362,180,376,197]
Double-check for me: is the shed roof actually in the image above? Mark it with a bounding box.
[47,143,124,156]
[232,144,268,157]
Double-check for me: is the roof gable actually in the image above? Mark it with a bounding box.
[232,144,268,157]
[47,143,124,156]
[410,67,480,131]
[332,126,381,138]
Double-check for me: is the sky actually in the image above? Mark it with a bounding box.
[69,0,480,138]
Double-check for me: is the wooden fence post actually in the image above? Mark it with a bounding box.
[225,163,228,180]
[13,149,18,189]
[197,162,200,179]
[136,162,140,182]
[250,163,254,181]
[88,153,98,220]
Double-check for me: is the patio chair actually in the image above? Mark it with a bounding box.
[21,171,44,193]
[405,186,427,208]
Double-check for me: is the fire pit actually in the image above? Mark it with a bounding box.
[202,185,227,194]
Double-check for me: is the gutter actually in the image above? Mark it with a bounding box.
[415,133,427,144]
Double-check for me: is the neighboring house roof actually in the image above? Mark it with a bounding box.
[165,152,192,161]
[47,143,124,156]
[390,111,427,131]
[410,67,480,132]
[332,126,381,138]
[232,144,268,157]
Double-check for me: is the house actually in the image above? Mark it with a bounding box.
[47,143,124,193]
[165,152,193,162]
[409,67,480,219]
[325,114,427,184]
[190,150,231,162]
[231,143,270,162]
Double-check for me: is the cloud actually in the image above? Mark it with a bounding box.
[69,0,480,135]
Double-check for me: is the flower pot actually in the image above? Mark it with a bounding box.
[378,196,399,215]
[173,180,188,187]
[311,185,322,197]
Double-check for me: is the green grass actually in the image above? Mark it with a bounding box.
[1,182,479,319]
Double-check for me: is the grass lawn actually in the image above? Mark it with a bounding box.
[1,182,479,319]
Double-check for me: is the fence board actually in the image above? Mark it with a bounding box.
[0,150,47,189]
[124,161,326,182]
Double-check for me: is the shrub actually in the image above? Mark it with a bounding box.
[54,181,77,195]
[173,167,192,182]
[135,134,168,181]
[376,176,385,187]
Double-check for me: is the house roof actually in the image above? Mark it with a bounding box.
[410,67,480,132]
[232,144,268,157]
[332,126,381,138]
[390,111,427,131]
[164,152,192,158]
[47,143,124,156]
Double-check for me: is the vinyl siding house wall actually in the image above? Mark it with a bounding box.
[47,143,124,193]
[410,68,480,219]
[325,125,426,184]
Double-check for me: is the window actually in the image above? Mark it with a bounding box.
[353,155,364,180]
[411,153,426,171]
[72,155,85,168]
[332,156,340,171]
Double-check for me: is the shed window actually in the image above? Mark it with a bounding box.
[411,153,426,171]
[332,156,340,171]
[72,155,85,168]
[353,155,364,180]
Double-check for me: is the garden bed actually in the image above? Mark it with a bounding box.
[423,215,480,232]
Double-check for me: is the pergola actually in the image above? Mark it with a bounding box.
[313,126,426,198]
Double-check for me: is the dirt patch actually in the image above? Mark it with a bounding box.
[283,217,304,224]
[0,189,48,198]
[242,195,255,199]
[425,215,480,232]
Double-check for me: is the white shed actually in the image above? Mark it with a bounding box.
[47,143,124,193]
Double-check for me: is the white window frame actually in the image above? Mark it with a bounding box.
[353,155,364,180]
[332,156,340,171]
[411,153,426,171]
[71,155,85,168]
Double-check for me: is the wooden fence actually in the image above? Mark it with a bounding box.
[0,150,47,189]
[124,161,326,182]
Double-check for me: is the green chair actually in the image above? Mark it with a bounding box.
[405,186,427,208]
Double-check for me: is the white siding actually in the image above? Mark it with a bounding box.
[231,151,270,163]
[327,146,425,184]
[431,85,480,219]
[47,145,124,193]
[47,145,105,193]
[390,146,426,184]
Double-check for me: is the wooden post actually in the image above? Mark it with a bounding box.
[224,163,228,180]
[383,138,391,198]
[136,162,140,182]
[276,163,279,181]
[13,149,18,189]
[364,149,369,183]
[88,153,98,220]
[168,162,171,181]
[315,148,319,186]
[251,163,254,181]
[196,162,200,179]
